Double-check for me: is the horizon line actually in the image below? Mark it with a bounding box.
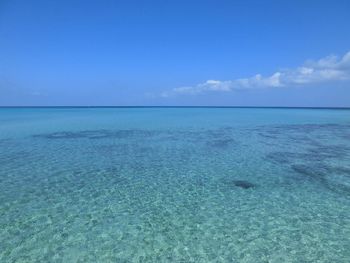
[1,106,350,110]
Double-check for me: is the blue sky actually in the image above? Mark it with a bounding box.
[1,0,350,106]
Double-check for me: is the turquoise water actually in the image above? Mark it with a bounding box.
[1,107,350,262]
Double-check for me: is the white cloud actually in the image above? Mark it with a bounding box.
[162,51,350,96]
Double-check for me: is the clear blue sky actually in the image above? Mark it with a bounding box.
[1,0,350,106]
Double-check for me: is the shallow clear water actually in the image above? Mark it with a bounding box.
[1,107,350,262]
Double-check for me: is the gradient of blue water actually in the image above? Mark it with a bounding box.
[1,108,350,262]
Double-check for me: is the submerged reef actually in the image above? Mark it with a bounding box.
[261,123,350,195]
[31,123,350,196]
[232,180,256,189]
[33,129,155,140]
[292,163,350,194]
[33,128,239,152]
[257,123,350,144]
[218,177,257,191]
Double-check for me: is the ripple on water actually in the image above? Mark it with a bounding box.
[1,119,350,262]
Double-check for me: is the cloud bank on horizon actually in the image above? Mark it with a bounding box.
[161,51,350,97]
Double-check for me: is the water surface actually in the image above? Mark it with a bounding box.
[1,107,350,262]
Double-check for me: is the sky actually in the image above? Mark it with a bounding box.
[1,0,350,106]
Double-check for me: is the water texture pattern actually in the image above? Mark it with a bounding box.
[0,107,350,262]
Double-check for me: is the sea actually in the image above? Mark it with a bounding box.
[0,107,349,262]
